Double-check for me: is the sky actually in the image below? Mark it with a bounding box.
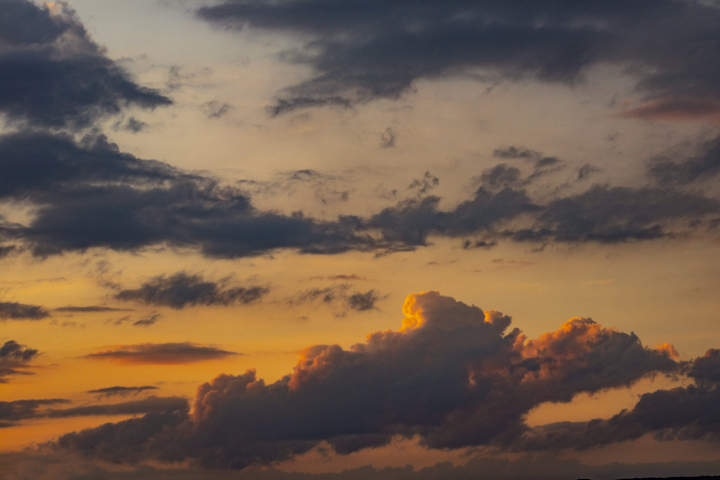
[2,1,720,479]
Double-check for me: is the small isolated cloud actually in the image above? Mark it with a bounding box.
[292,285,382,316]
[577,164,601,181]
[117,117,149,133]
[0,300,50,320]
[87,386,160,398]
[202,100,234,119]
[115,272,269,309]
[0,340,40,383]
[620,98,720,123]
[380,127,396,148]
[84,343,238,365]
[132,313,161,327]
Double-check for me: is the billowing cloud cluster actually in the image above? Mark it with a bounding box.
[512,348,720,451]
[0,0,170,129]
[116,272,269,309]
[58,292,692,469]
[0,340,39,383]
[198,0,720,120]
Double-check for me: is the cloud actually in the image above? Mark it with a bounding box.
[0,396,185,427]
[0,399,70,426]
[0,0,170,129]
[7,450,720,480]
[84,343,238,365]
[0,340,40,383]
[132,313,161,327]
[202,100,234,119]
[649,133,720,186]
[57,292,680,468]
[55,306,131,313]
[380,127,396,148]
[292,284,382,316]
[621,97,720,122]
[45,396,188,419]
[0,131,367,258]
[88,386,160,398]
[116,272,269,309]
[3,130,719,259]
[0,300,50,320]
[197,0,720,118]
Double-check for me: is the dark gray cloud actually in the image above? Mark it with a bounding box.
[84,343,237,365]
[45,396,188,419]
[132,313,161,327]
[0,399,70,426]
[0,396,185,427]
[0,131,366,258]
[511,185,719,244]
[116,272,269,309]
[2,130,719,259]
[87,386,160,398]
[0,1,171,129]
[649,134,720,186]
[380,127,396,148]
[7,451,720,480]
[197,0,720,117]
[507,348,720,452]
[0,300,50,320]
[202,100,234,119]
[0,340,39,383]
[58,292,679,468]
[293,284,381,316]
[55,306,131,313]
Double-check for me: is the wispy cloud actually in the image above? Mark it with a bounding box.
[84,343,238,365]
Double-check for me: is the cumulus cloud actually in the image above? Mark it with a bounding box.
[84,343,238,365]
[0,340,40,383]
[57,292,682,469]
[197,0,720,119]
[116,272,269,309]
[0,0,170,129]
